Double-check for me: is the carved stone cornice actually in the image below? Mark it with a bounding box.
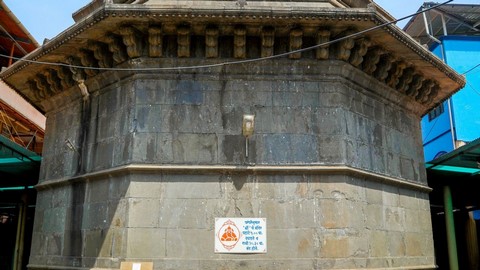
[0,3,465,116]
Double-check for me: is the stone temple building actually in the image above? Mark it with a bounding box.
[0,0,465,269]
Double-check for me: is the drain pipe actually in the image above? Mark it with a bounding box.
[444,186,459,270]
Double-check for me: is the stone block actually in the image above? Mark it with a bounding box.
[30,233,47,256]
[163,175,222,199]
[222,175,253,200]
[50,186,72,207]
[172,133,218,163]
[320,235,349,258]
[127,198,161,228]
[97,114,116,141]
[370,146,386,174]
[158,198,212,229]
[221,87,273,107]
[155,133,174,162]
[365,204,384,230]
[405,232,428,256]
[318,135,347,164]
[365,181,383,205]
[221,198,261,218]
[111,228,127,258]
[132,132,156,162]
[273,91,302,107]
[108,199,128,228]
[63,229,83,257]
[382,185,400,206]
[309,176,366,202]
[29,255,47,267]
[271,175,310,200]
[249,176,276,199]
[385,152,401,177]
[128,180,164,198]
[113,134,133,166]
[82,202,108,230]
[302,91,320,107]
[43,207,66,233]
[387,231,406,256]
[108,176,130,200]
[169,105,222,134]
[262,134,318,164]
[369,230,388,257]
[218,106,244,135]
[319,198,365,229]
[134,105,167,133]
[92,140,114,170]
[219,135,247,164]
[32,209,44,233]
[84,229,107,257]
[260,199,315,229]
[87,179,110,203]
[383,206,405,232]
[165,229,212,258]
[126,228,166,258]
[46,233,63,255]
[400,157,417,181]
[174,81,204,105]
[265,229,316,259]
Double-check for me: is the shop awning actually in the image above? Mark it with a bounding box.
[0,134,40,187]
[426,137,480,176]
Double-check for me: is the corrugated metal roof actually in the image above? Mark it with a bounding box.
[404,2,480,47]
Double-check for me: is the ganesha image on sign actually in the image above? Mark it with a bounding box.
[218,219,241,250]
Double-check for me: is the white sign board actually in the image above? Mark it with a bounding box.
[215,218,267,253]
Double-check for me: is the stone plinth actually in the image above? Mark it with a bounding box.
[0,1,464,270]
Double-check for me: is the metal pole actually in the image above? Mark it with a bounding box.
[13,193,27,270]
[444,185,459,270]
[8,43,14,67]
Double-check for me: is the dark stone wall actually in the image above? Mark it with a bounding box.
[39,59,425,183]
[30,59,433,270]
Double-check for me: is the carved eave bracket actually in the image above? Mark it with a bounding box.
[0,7,465,115]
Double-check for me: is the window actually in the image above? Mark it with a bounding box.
[428,103,444,121]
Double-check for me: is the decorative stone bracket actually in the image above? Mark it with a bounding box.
[19,21,445,108]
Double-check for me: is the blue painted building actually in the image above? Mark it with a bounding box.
[423,36,480,161]
[405,3,480,162]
